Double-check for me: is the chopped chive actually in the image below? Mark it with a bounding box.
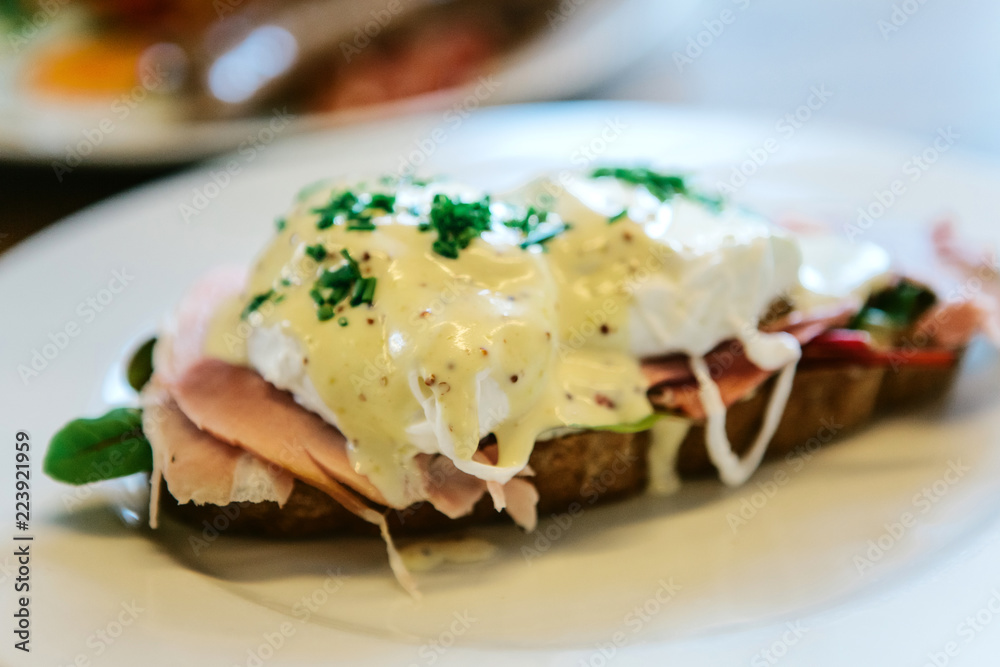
[369,193,396,211]
[275,218,286,231]
[338,317,349,327]
[310,249,375,321]
[312,189,392,231]
[340,249,361,276]
[503,206,547,234]
[360,277,377,304]
[349,279,367,306]
[305,244,327,261]
[347,217,376,231]
[519,223,572,250]
[241,290,274,319]
[592,166,724,211]
[350,277,377,307]
[420,194,493,259]
[609,209,628,224]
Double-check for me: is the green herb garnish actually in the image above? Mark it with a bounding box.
[592,167,724,211]
[313,191,360,229]
[592,167,688,201]
[275,217,287,231]
[338,317,349,327]
[609,209,629,224]
[126,338,156,392]
[310,249,376,321]
[503,207,548,235]
[350,276,377,307]
[519,222,572,250]
[422,194,494,259]
[44,408,152,485]
[241,290,275,319]
[305,244,328,261]
[312,190,395,231]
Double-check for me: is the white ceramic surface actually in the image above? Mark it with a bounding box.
[1,102,1000,666]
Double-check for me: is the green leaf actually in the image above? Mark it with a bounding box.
[575,412,664,434]
[850,280,937,334]
[44,408,152,485]
[126,338,156,392]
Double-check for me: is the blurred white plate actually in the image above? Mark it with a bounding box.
[2,102,1000,666]
[0,0,697,164]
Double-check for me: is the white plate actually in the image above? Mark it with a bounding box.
[2,102,1000,666]
[0,0,697,165]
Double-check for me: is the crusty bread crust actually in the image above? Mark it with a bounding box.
[164,359,962,537]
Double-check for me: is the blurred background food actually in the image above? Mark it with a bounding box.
[7,0,554,118]
[0,0,996,252]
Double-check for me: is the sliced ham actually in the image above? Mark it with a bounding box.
[168,358,422,595]
[141,381,295,528]
[643,309,852,420]
[173,358,391,507]
[494,478,539,532]
[413,453,488,520]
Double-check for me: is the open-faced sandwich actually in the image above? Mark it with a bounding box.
[45,167,1000,594]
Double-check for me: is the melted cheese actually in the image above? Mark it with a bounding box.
[201,171,894,501]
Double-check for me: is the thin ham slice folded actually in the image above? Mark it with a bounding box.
[174,358,391,506]
[171,359,420,596]
[141,381,295,528]
[643,308,853,420]
[412,453,490,520]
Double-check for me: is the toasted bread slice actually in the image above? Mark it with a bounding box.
[163,358,962,537]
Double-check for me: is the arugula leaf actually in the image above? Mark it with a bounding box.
[577,413,665,434]
[44,408,152,485]
[126,338,156,392]
[850,280,937,333]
